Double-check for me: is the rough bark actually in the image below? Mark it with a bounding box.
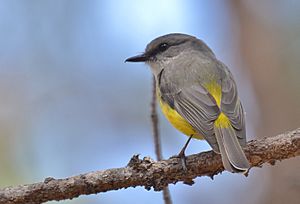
[0,128,299,204]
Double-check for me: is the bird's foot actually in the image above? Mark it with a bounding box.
[170,149,188,171]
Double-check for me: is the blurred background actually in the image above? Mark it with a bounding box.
[0,0,299,203]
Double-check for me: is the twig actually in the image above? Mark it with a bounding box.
[151,76,163,160]
[0,128,299,204]
[150,76,172,204]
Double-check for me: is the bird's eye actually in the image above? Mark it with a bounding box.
[159,43,169,52]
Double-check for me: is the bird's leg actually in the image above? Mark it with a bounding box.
[171,135,193,171]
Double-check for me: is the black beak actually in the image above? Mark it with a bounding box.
[125,53,148,62]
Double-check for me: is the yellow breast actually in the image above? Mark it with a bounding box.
[157,80,230,139]
[158,94,203,140]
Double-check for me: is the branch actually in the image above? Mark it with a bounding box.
[151,76,163,161]
[150,76,173,204]
[1,128,299,204]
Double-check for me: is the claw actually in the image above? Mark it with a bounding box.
[170,135,193,171]
[178,150,188,171]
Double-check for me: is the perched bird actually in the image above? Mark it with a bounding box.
[126,33,250,173]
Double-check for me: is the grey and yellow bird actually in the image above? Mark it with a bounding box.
[126,33,250,173]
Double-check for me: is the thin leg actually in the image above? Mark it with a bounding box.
[178,135,193,157]
[172,135,193,171]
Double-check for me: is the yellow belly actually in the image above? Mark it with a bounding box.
[157,80,230,140]
[158,98,203,140]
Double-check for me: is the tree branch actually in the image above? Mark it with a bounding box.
[150,76,173,204]
[0,128,299,204]
[151,76,163,161]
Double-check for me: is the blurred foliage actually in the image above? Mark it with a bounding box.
[0,1,299,204]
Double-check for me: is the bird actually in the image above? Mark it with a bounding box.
[125,33,250,173]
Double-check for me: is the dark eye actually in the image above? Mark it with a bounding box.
[159,43,169,52]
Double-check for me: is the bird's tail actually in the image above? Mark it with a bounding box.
[214,125,250,173]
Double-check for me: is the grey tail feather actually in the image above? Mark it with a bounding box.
[214,125,250,173]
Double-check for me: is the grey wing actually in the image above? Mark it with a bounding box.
[172,85,221,152]
[220,68,246,146]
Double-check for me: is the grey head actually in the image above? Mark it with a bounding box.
[125,33,215,76]
[126,33,215,62]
